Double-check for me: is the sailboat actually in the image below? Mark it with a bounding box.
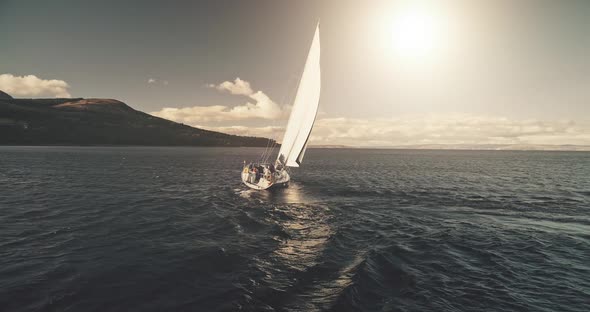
[241,23,321,190]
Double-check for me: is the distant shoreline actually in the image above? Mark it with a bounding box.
[308,144,590,152]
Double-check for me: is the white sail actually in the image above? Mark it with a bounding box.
[277,24,321,167]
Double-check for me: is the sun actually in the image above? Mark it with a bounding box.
[389,4,446,61]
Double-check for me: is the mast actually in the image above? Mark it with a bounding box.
[277,23,321,167]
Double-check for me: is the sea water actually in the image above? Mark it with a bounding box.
[0,146,588,311]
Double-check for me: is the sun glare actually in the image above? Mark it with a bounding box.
[389,3,447,61]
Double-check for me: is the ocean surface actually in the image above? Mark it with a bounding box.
[0,146,588,312]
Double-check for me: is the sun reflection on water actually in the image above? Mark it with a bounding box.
[263,183,331,270]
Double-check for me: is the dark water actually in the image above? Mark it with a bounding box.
[1,146,589,312]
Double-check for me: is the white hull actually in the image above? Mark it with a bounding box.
[241,166,290,190]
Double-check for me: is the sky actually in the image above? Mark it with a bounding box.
[1,0,589,147]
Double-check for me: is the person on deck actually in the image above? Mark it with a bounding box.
[249,166,257,183]
[255,167,261,182]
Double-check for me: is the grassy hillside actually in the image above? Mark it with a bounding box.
[0,97,274,147]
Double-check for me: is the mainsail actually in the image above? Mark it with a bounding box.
[277,24,321,167]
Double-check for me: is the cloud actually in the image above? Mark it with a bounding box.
[151,77,283,122]
[197,125,285,138]
[306,115,590,146]
[0,73,71,98]
[207,77,253,95]
[149,76,590,147]
[151,105,251,123]
[180,114,590,147]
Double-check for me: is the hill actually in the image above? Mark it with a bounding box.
[0,90,13,100]
[0,96,275,146]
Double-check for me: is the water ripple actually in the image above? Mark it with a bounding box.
[0,147,588,311]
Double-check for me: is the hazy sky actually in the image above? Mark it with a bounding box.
[1,0,589,146]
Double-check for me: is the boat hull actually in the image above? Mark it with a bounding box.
[241,166,290,190]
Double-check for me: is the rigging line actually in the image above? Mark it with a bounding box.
[260,117,277,163]
[260,131,272,163]
[264,135,278,166]
[259,131,270,162]
[265,137,278,164]
[264,114,283,164]
[265,91,289,163]
[262,128,272,163]
[261,114,277,163]
[271,70,301,164]
[262,76,293,164]
[260,86,288,163]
